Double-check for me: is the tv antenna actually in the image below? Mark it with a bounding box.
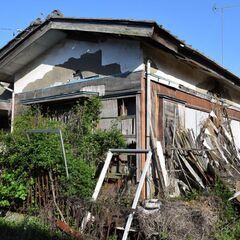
[213,3,240,66]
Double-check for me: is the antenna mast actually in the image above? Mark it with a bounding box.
[213,3,240,66]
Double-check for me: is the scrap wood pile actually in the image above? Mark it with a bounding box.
[164,108,240,196]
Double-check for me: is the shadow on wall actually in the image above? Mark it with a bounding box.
[197,77,232,100]
[23,50,122,92]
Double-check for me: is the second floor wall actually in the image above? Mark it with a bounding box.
[14,37,144,94]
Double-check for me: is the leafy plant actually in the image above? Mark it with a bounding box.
[213,178,236,221]
[0,171,28,207]
[66,97,126,165]
[0,96,126,207]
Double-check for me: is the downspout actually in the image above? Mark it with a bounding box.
[146,60,151,149]
[0,82,14,132]
[146,60,151,198]
[11,91,15,133]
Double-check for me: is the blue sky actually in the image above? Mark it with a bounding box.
[1,0,240,76]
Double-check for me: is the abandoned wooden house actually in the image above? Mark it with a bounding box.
[1,12,240,198]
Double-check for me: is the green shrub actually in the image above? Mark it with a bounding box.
[213,179,236,221]
[0,96,126,207]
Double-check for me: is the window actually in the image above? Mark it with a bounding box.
[162,98,185,147]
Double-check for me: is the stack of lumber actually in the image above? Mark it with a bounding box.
[164,109,240,196]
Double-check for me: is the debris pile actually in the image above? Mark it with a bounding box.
[136,197,220,240]
[164,108,240,196]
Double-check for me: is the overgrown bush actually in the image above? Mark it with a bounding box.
[66,97,126,165]
[0,96,126,207]
[213,178,236,221]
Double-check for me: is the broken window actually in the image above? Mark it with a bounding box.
[99,97,137,183]
[0,110,10,130]
[39,98,86,123]
[99,97,136,139]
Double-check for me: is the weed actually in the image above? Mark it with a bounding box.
[0,216,74,240]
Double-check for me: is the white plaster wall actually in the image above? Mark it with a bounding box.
[230,120,240,151]
[185,107,208,137]
[14,38,144,93]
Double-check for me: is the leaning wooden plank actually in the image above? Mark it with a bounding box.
[179,155,205,189]
[92,151,114,200]
[150,124,167,194]
[156,141,169,187]
[223,108,239,157]
[81,151,113,230]
[122,151,152,240]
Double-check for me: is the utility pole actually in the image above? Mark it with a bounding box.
[213,4,240,66]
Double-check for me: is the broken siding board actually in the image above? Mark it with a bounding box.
[121,118,135,135]
[99,118,120,130]
[100,99,118,118]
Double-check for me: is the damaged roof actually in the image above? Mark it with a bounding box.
[0,11,239,86]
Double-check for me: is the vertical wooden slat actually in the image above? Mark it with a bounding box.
[35,177,38,206]
[41,175,46,206]
[37,176,41,207]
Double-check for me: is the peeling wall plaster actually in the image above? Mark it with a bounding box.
[14,38,143,93]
